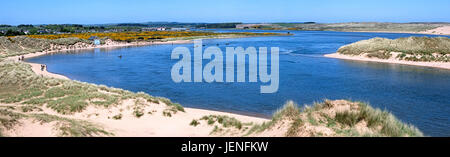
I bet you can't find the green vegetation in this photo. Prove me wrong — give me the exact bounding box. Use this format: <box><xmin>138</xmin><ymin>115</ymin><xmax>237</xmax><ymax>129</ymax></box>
<box><xmin>337</xmin><ymin>37</ymin><xmax>450</xmax><ymax>62</ymax></box>
<box><xmin>193</xmin><ymin>115</ymin><xmax>253</xmax><ymax>135</ymax></box>
<box><xmin>246</xmin><ymin>101</ymin><xmax>302</xmax><ymax>136</ymax></box>
<box><xmin>31</xmin><ymin>113</ymin><xmax>112</xmax><ymax>137</ymax></box>
<box><xmin>190</xmin><ymin>119</ymin><xmax>200</xmax><ymax>127</ymax></box>
<box><xmin>0</xmin><ymin>24</ymin><xmax>107</xmax><ymax>36</ymax></box>
<box><xmin>199</xmin><ymin>115</ymin><xmax>245</xmax><ymax>129</ymax></box>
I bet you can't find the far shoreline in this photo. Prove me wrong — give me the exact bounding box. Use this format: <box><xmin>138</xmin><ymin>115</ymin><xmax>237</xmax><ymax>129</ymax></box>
<box><xmin>325</xmin><ymin>53</ymin><xmax>450</xmax><ymax>70</ymax></box>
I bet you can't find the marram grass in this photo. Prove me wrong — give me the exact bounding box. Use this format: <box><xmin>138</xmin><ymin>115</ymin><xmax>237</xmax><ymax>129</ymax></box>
<box><xmin>245</xmin><ymin>100</ymin><xmax>423</xmax><ymax>137</ymax></box>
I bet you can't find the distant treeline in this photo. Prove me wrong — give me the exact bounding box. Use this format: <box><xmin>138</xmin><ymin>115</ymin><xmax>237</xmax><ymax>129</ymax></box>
<box><xmin>0</xmin><ymin>24</ymin><xmax>108</xmax><ymax>36</ymax></box>
<box><xmin>115</xmin><ymin>22</ymin><xmax>243</xmax><ymax>28</ymax></box>
<box><xmin>2</xmin><ymin>30</ymin><xmax>26</xmax><ymax>36</ymax></box>
<box><xmin>0</xmin><ymin>25</ymin><xmax>13</xmax><ymax>27</ymax></box>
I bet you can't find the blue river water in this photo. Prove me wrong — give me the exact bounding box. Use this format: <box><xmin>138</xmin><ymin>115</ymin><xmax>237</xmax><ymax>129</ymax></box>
<box><xmin>27</xmin><ymin>30</ymin><xmax>450</xmax><ymax>136</ymax></box>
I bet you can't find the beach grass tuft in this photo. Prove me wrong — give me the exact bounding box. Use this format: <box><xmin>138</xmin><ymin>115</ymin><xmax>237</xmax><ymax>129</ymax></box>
<box><xmin>246</xmin><ymin>100</ymin><xmax>423</xmax><ymax>137</ymax></box>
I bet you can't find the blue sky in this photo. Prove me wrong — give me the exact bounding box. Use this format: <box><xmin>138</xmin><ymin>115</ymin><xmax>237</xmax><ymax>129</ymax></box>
<box><xmin>1</xmin><ymin>0</ymin><xmax>449</xmax><ymax>25</ymax></box>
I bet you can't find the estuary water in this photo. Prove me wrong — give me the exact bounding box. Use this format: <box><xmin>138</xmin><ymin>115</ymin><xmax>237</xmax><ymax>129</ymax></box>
<box><xmin>27</xmin><ymin>30</ymin><xmax>450</xmax><ymax>136</ymax></box>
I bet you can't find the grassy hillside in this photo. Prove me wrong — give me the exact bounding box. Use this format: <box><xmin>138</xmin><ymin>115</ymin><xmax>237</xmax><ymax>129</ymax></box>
<box><xmin>337</xmin><ymin>37</ymin><xmax>450</xmax><ymax>61</ymax></box>
<box><xmin>0</xmin><ymin>60</ymin><xmax>183</xmax><ymax>136</ymax></box>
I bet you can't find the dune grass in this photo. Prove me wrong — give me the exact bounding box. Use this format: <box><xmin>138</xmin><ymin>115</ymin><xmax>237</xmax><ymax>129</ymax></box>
<box><xmin>192</xmin><ymin>115</ymin><xmax>254</xmax><ymax>135</ymax></box>
<box><xmin>245</xmin><ymin>101</ymin><xmax>302</xmax><ymax>136</ymax></box>
<box><xmin>246</xmin><ymin>100</ymin><xmax>423</xmax><ymax>137</ymax></box>
<box><xmin>337</xmin><ymin>37</ymin><xmax>450</xmax><ymax>62</ymax></box>
<box><xmin>0</xmin><ymin>108</ymin><xmax>112</xmax><ymax>137</ymax></box>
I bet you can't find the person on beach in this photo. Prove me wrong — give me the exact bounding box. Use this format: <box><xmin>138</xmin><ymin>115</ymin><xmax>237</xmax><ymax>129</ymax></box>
<box><xmin>41</xmin><ymin>65</ymin><xmax>47</xmax><ymax>71</ymax></box>
<box><xmin>21</xmin><ymin>56</ymin><xmax>24</xmax><ymax>61</ymax></box>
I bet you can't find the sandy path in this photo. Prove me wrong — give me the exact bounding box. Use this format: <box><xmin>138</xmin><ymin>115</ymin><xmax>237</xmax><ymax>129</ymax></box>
<box><xmin>325</xmin><ymin>53</ymin><xmax>450</xmax><ymax>70</ymax></box>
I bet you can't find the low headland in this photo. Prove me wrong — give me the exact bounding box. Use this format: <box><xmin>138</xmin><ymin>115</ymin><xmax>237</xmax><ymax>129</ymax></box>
<box><xmin>0</xmin><ymin>31</ymin><xmax>423</xmax><ymax>137</ymax></box>
<box><xmin>325</xmin><ymin>37</ymin><xmax>450</xmax><ymax>70</ymax></box>
<box><xmin>236</xmin><ymin>22</ymin><xmax>450</xmax><ymax>35</ymax></box>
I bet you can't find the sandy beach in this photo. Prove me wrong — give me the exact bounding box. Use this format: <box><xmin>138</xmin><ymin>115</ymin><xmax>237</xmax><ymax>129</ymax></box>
<box><xmin>325</xmin><ymin>53</ymin><xmax>450</xmax><ymax>70</ymax></box>
<box><xmin>420</xmin><ymin>26</ymin><xmax>450</xmax><ymax>35</ymax></box>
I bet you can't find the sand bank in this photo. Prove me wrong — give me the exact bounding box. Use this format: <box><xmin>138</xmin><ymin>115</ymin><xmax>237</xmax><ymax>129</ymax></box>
<box><xmin>325</xmin><ymin>53</ymin><xmax>450</xmax><ymax>70</ymax></box>
<box><xmin>420</xmin><ymin>26</ymin><xmax>450</xmax><ymax>35</ymax></box>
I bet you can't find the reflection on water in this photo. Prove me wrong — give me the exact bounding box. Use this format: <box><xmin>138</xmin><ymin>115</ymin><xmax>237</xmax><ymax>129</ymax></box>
<box><xmin>27</xmin><ymin>30</ymin><xmax>450</xmax><ymax>136</ymax></box>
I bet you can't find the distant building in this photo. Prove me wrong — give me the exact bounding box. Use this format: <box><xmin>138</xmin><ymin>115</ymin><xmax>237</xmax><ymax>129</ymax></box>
<box><xmin>156</xmin><ymin>27</ymin><xmax>166</xmax><ymax>31</ymax></box>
